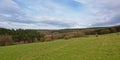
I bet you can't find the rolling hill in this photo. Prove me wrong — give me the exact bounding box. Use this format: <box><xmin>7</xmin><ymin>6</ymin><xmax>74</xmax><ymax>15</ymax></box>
<box><xmin>0</xmin><ymin>33</ymin><xmax>120</xmax><ymax>60</ymax></box>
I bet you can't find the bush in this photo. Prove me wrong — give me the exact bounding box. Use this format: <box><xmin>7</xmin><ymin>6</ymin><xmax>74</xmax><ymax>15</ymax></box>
<box><xmin>100</xmin><ymin>29</ymin><xmax>111</xmax><ymax>34</ymax></box>
<box><xmin>0</xmin><ymin>28</ymin><xmax>11</xmax><ymax>35</ymax></box>
<box><xmin>0</xmin><ymin>35</ymin><xmax>14</xmax><ymax>46</ymax></box>
<box><xmin>12</xmin><ymin>29</ymin><xmax>45</xmax><ymax>43</ymax></box>
<box><xmin>44</xmin><ymin>35</ymin><xmax>52</xmax><ymax>41</ymax></box>
<box><xmin>51</xmin><ymin>32</ymin><xmax>64</xmax><ymax>40</ymax></box>
<box><xmin>73</xmin><ymin>32</ymin><xmax>85</xmax><ymax>37</ymax></box>
<box><xmin>110</xmin><ymin>28</ymin><xmax>117</xmax><ymax>33</ymax></box>
<box><xmin>63</xmin><ymin>33</ymin><xmax>73</xmax><ymax>39</ymax></box>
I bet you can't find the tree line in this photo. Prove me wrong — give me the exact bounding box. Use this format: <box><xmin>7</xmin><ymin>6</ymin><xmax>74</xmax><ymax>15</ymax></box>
<box><xmin>0</xmin><ymin>26</ymin><xmax>120</xmax><ymax>46</ymax></box>
<box><xmin>0</xmin><ymin>28</ymin><xmax>44</xmax><ymax>46</ymax></box>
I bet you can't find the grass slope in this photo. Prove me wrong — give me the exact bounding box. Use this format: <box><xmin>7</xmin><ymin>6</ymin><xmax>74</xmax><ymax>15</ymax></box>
<box><xmin>0</xmin><ymin>33</ymin><xmax>120</xmax><ymax>60</ymax></box>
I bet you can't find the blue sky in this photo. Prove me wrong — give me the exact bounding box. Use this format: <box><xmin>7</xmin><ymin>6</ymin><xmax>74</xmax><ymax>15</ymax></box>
<box><xmin>0</xmin><ymin>0</ymin><xmax>120</xmax><ymax>29</ymax></box>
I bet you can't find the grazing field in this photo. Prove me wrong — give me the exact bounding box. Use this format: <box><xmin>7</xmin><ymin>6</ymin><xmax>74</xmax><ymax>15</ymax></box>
<box><xmin>0</xmin><ymin>33</ymin><xmax>120</xmax><ymax>60</ymax></box>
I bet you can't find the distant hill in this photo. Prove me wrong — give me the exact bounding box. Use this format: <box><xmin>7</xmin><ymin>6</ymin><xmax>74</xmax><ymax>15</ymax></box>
<box><xmin>37</xmin><ymin>25</ymin><xmax>120</xmax><ymax>34</ymax></box>
<box><xmin>0</xmin><ymin>25</ymin><xmax>120</xmax><ymax>46</ymax></box>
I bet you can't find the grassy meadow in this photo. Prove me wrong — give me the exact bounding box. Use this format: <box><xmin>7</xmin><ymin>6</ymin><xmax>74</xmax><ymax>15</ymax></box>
<box><xmin>0</xmin><ymin>33</ymin><xmax>120</xmax><ymax>60</ymax></box>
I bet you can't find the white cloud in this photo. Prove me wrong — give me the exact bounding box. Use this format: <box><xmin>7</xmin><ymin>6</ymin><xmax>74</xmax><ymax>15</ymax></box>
<box><xmin>74</xmin><ymin>0</ymin><xmax>120</xmax><ymax>27</ymax></box>
<box><xmin>0</xmin><ymin>21</ymin><xmax>67</xmax><ymax>29</ymax></box>
<box><xmin>0</xmin><ymin>0</ymin><xmax>120</xmax><ymax>29</ymax></box>
<box><xmin>0</xmin><ymin>0</ymin><xmax>23</xmax><ymax>15</ymax></box>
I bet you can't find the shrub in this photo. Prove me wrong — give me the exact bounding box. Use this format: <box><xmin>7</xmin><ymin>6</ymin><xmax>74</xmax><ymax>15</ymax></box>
<box><xmin>100</xmin><ymin>29</ymin><xmax>111</xmax><ymax>34</ymax></box>
<box><xmin>63</xmin><ymin>33</ymin><xmax>73</xmax><ymax>40</ymax></box>
<box><xmin>110</xmin><ymin>28</ymin><xmax>117</xmax><ymax>33</ymax></box>
<box><xmin>51</xmin><ymin>32</ymin><xmax>64</xmax><ymax>40</ymax></box>
<box><xmin>0</xmin><ymin>35</ymin><xmax>14</xmax><ymax>46</ymax></box>
<box><xmin>12</xmin><ymin>29</ymin><xmax>45</xmax><ymax>43</ymax></box>
<box><xmin>44</xmin><ymin>35</ymin><xmax>52</xmax><ymax>41</ymax></box>
<box><xmin>73</xmin><ymin>32</ymin><xmax>85</xmax><ymax>37</ymax></box>
<box><xmin>0</xmin><ymin>28</ymin><xmax>11</xmax><ymax>35</ymax></box>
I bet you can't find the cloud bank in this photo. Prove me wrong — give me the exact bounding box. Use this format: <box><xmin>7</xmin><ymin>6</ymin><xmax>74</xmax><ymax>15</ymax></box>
<box><xmin>0</xmin><ymin>0</ymin><xmax>120</xmax><ymax>29</ymax></box>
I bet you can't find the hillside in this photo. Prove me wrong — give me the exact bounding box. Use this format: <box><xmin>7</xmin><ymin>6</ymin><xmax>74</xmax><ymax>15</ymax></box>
<box><xmin>0</xmin><ymin>25</ymin><xmax>120</xmax><ymax>46</ymax></box>
<box><xmin>0</xmin><ymin>33</ymin><xmax>120</xmax><ymax>60</ymax></box>
<box><xmin>37</xmin><ymin>25</ymin><xmax>120</xmax><ymax>34</ymax></box>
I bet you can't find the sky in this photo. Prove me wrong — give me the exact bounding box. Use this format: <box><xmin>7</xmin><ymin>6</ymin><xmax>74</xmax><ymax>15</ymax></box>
<box><xmin>0</xmin><ymin>0</ymin><xmax>120</xmax><ymax>29</ymax></box>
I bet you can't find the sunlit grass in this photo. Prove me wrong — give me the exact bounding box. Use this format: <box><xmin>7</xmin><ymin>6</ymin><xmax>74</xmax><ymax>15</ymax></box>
<box><xmin>0</xmin><ymin>33</ymin><xmax>120</xmax><ymax>60</ymax></box>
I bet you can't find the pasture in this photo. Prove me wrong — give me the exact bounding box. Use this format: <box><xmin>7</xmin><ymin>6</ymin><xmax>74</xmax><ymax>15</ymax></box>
<box><xmin>0</xmin><ymin>33</ymin><xmax>120</xmax><ymax>60</ymax></box>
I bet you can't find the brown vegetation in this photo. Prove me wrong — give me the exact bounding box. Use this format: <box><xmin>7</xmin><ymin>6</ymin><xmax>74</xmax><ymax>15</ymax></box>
<box><xmin>0</xmin><ymin>35</ymin><xmax>14</xmax><ymax>46</ymax></box>
<box><xmin>44</xmin><ymin>35</ymin><xmax>52</xmax><ymax>41</ymax></box>
<box><xmin>0</xmin><ymin>25</ymin><xmax>120</xmax><ymax>46</ymax></box>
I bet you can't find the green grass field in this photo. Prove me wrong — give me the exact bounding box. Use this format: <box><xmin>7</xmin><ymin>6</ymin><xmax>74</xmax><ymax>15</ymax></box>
<box><xmin>0</xmin><ymin>33</ymin><xmax>120</xmax><ymax>60</ymax></box>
